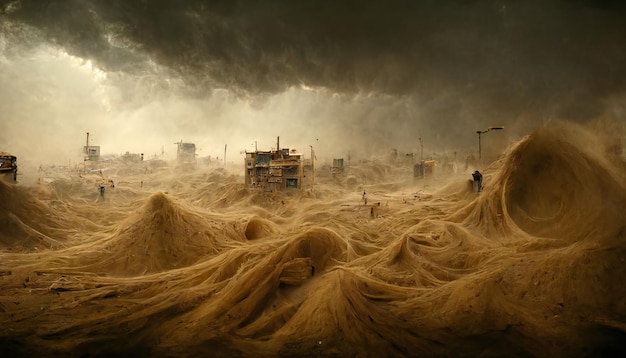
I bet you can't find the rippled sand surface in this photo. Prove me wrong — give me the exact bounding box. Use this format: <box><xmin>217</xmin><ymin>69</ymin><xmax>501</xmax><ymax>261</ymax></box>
<box><xmin>1</xmin><ymin>123</ymin><xmax>625</xmax><ymax>357</ymax></box>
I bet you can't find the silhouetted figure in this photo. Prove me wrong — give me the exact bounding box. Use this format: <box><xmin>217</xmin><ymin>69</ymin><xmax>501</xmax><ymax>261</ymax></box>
<box><xmin>472</xmin><ymin>170</ymin><xmax>483</xmax><ymax>193</ymax></box>
<box><xmin>99</xmin><ymin>185</ymin><xmax>105</xmax><ymax>198</ymax></box>
<box><xmin>362</xmin><ymin>191</ymin><xmax>367</xmax><ymax>205</ymax></box>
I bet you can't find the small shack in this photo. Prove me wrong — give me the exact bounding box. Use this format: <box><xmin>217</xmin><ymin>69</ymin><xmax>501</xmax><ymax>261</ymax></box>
<box><xmin>414</xmin><ymin>160</ymin><xmax>436</xmax><ymax>179</ymax></box>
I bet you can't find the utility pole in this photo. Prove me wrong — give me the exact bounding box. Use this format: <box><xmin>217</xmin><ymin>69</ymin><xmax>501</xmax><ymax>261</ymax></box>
<box><xmin>419</xmin><ymin>137</ymin><xmax>423</xmax><ymax>161</ymax></box>
<box><xmin>476</xmin><ymin>126</ymin><xmax>504</xmax><ymax>165</ymax></box>
<box><xmin>310</xmin><ymin>145</ymin><xmax>315</xmax><ymax>184</ymax></box>
<box><xmin>224</xmin><ymin>144</ymin><xmax>227</xmax><ymax>167</ymax></box>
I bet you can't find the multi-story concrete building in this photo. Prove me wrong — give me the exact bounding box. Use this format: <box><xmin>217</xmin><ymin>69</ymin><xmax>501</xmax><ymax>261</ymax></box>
<box><xmin>244</xmin><ymin>137</ymin><xmax>304</xmax><ymax>191</ymax></box>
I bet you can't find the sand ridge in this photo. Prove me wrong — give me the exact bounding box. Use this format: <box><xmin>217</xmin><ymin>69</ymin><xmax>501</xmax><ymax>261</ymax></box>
<box><xmin>0</xmin><ymin>122</ymin><xmax>625</xmax><ymax>357</ymax></box>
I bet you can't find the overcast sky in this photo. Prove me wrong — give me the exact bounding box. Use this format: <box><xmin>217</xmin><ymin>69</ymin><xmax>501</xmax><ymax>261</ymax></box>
<box><xmin>1</xmin><ymin>0</ymin><xmax>625</xmax><ymax>167</ymax></box>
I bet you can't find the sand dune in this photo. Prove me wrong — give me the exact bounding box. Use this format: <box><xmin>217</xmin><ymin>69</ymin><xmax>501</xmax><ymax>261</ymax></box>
<box><xmin>1</xmin><ymin>122</ymin><xmax>625</xmax><ymax>357</ymax></box>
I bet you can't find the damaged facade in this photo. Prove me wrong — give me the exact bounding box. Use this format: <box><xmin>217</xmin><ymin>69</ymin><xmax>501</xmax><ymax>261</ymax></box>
<box><xmin>175</xmin><ymin>141</ymin><xmax>196</xmax><ymax>165</ymax></box>
<box><xmin>331</xmin><ymin>158</ymin><xmax>344</xmax><ymax>177</ymax></box>
<box><xmin>414</xmin><ymin>160</ymin><xmax>436</xmax><ymax>178</ymax></box>
<box><xmin>84</xmin><ymin>145</ymin><xmax>101</xmax><ymax>161</ymax></box>
<box><xmin>84</xmin><ymin>132</ymin><xmax>100</xmax><ymax>161</ymax></box>
<box><xmin>245</xmin><ymin>137</ymin><xmax>304</xmax><ymax>191</ymax></box>
<box><xmin>0</xmin><ymin>152</ymin><xmax>18</xmax><ymax>182</ymax></box>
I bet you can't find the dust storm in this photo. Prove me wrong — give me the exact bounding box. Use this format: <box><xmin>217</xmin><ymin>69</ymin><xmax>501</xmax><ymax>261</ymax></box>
<box><xmin>2</xmin><ymin>1</ymin><xmax>626</xmax><ymax>356</ymax></box>
<box><xmin>1</xmin><ymin>123</ymin><xmax>625</xmax><ymax>356</ymax></box>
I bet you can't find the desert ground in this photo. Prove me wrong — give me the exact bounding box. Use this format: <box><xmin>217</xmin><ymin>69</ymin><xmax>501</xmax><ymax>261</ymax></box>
<box><xmin>1</xmin><ymin>123</ymin><xmax>625</xmax><ymax>357</ymax></box>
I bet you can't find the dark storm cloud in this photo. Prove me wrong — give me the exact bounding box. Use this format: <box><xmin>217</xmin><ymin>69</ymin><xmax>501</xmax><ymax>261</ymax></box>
<box><xmin>2</xmin><ymin>0</ymin><xmax>626</xmax><ymax>122</ymax></box>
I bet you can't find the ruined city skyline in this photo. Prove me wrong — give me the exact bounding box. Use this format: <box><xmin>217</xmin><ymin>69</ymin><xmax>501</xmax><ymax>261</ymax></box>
<box><xmin>1</xmin><ymin>0</ymin><xmax>625</xmax><ymax>170</ymax></box>
<box><xmin>1</xmin><ymin>2</ymin><xmax>626</xmax><ymax>355</ymax></box>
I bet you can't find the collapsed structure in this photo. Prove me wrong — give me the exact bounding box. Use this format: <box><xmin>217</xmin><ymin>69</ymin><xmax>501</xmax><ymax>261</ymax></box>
<box><xmin>414</xmin><ymin>159</ymin><xmax>436</xmax><ymax>179</ymax></box>
<box><xmin>331</xmin><ymin>158</ymin><xmax>345</xmax><ymax>177</ymax></box>
<box><xmin>0</xmin><ymin>152</ymin><xmax>18</xmax><ymax>182</ymax></box>
<box><xmin>84</xmin><ymin>132</ymin><xmax>101</xmax><ymax>162</ymax></box>
<box><xmin>244</xmin><ymin>137</ymin><xmax>305</xmax><ymax>191</ymax></box>
<box><xmin>175</xmin><ymin>141</ymin><xmax>196</xmax><ymax>166</ymax></box>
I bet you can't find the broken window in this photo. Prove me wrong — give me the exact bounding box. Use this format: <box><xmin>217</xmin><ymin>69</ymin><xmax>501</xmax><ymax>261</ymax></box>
<box><xmin>286</xmin><ymin>178</ymin><xmax>298</xmax><ymax>189</ymax></box>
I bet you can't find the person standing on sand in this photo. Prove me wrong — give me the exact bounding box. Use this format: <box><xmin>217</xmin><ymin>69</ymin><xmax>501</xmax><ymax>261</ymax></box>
<box><xmin>362</xmin><ymin>191</ymin><xmax>367</xmax><ymax>205</ymax></box>
<box><xmin>472</xmin><ymin>170</ymin><xmax>483</xmax><ymax>193</ymax></box>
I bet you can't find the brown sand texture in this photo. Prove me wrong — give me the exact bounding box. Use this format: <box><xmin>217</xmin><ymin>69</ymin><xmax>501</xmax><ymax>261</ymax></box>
<box><xmin>1</xmin><ymin>122</ymin><xmax>625</xmax><ymax>357</ymax></box>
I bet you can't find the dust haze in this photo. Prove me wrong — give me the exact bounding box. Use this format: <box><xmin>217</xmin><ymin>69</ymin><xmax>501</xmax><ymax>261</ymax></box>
<box><xmin>2</xmin><ymin>0</ymin><xmax>626</xmax><ymax>166</ymax></box>
<box><xmin>1</xmin><ymin>0</ymin><xmax>626</xmax><ymax>356</ymax></box>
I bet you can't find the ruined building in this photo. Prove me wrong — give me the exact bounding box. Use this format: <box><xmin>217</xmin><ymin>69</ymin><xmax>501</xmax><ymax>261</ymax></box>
<box><xmin>331</xmin><ymin>158</ymin><xmax>344</xmax><ymax>177</ymax></box>
<box><xmin>0</xmin><ymin>152</ymin><xmax>17</xmax><ymax>182</ymax></box>
<box><xmin>414</xmin><ymin>159</ymin><xmax>436</xmax><ymax>179</ymax></box>
<box><xmin>175</xmin><ymin>141</ymin><xmax>196</xmax><ymax>165</ymax></box>
<box><xmin>244</xmin><ymin>137</ymin><xmax>304</xmax><ymax>191</ymax></box>
<box><xmin>84</xmin><ymin>133</ymin><xmax>100</xmax><ymax>162</ymax></box>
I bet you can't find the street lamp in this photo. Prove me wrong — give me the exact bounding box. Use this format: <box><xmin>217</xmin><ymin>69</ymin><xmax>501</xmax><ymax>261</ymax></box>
<box><xmin>309</xmin><ymin>144</ymin><xmax>315</xmax><ymax>184</ymax></box>
<box><xmin>476</xmin><ymin>126</ymin><xmax>504</xmax><ymax>162</ymax></box>
<box><xmin>419</xmin><ymin>137</ymin><xmax>423</xmax><ymax>161</ymax></box>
